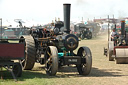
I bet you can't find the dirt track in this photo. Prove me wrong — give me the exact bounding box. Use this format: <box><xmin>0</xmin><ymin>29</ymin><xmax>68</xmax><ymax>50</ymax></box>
<box><xmin>81</xmin><ymin>34</ymin><xmax>128</xmax><ymax>85</ymax></box>
<box><xmin>32</xmin><ymin>33</ymin><xmax>128</xmax><ymax>85</ymax></box>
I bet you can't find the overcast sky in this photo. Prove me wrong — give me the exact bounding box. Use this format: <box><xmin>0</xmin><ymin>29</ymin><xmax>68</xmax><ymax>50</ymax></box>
<box><xmin>0</xmin><ymin>0</ymin><xmax>128</xmax><ymax>24</ymax></box>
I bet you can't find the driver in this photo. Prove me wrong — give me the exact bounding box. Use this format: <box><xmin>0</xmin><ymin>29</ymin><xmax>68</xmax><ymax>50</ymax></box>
<box><xmin>110</xmin><ymin>28</ymin><xmax>119</xmax><ymax>45</ymax></box>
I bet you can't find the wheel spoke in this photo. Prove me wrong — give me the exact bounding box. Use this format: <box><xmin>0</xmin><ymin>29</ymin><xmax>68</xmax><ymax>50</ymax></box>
<box><xmin>36</xmin><ymin>53</ymin><xmax>41</xmax><ymax>58</ymax></box>
<box><xmin>22</xmin><ymin>59</ymin><xmax>25</xmax><ymax>63</ymax></box>
<box><xmin>82</xmin><ymin>51</ymin><xmax>87</xmax><ymax>57</ymax></box>
<box><xmin>83</xmin><ymin>64</ymin><xmax>86</xmax><ymax>67</ymax></box>
<box><xmin>47</xmin><ymin>64</ymin><xmax>52</xmax><ymax>71</ymax></box>
<box><xmin>47</xmin><ymin>51</ymin><xmax>51</xmax><ymax>57</ymax></box>
<box><xmin>46</xmin><ymin>57</ymin><xmax>52</xmax><ymax>64</ymax></box>
<box><xmin>81</xmin><ymin>64</ymin><xmax>86</xmax><ymax>71</ymax></box>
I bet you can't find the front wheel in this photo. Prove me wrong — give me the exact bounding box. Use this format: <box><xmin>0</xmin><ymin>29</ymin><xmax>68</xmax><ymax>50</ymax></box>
<box><xmin>44</xmin><ymin>46</ymin><xmax>58</xmax><ymax>76</ymax></box>
<box><xmin>108</xmin><ymin>50</ymin><xmax>114</xmax><ymax>61</ymax></box>
<box><xmin>76</xmin><ymin>46</ymin><xmax>92</xmax><ymax>75</ymax></box>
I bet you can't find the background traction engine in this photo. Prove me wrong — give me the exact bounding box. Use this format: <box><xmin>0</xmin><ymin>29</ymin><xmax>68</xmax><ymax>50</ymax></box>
<box><xmin>104</xmin><ymin>20</ymin><xmax>128</xmax><ymax>64</ymax></box>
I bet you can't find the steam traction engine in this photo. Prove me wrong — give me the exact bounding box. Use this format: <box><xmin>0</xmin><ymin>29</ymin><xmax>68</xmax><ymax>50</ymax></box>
<box><xmin>21</xmin><ymin>4</ymin><xmax>92</xmax><ymax>76</ymax></box>
<box><xmin>73</xmin><ymin>23</ymin><xmax>92</xmax><ymax>40</ymax></box>
<box><xmin>104</xmin><ymin>20</ymin><xmax>128</xmax><ymax>64</ymax></box>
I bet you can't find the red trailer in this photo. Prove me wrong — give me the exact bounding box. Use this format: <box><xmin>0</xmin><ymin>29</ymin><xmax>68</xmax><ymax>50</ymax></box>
<box><xmin>0</xmin><ymin>19</ymin><xmax>25</xmax><ymax>81</ymax></box>
<box><xmin>0</xmin><ymin>39</ymin><xmax>25</xmax><ymax>81</ymax></box>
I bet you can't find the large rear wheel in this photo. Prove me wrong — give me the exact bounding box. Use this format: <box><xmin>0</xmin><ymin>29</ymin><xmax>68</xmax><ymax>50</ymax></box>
<box><xmin>44</xmin><ymin>46</ymin><xmax>58</xmax><ymax>76</ymax></box>
<box><xmin>76</xmin><ymin>46</ymin><xmax>92</xmax><ymax>75</ymax></box>
<box><xmin>20</xmin><ymin>35</ymin><xmax>36</xmax><ymax>70</ymax></box>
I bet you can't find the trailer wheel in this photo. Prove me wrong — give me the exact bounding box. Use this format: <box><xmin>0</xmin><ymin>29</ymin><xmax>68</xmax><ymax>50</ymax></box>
<box><xmin>44</xmin><ymin>46</ymin><xmax>58</xmax><ymax>76</ymax></box>
<box><xmin>76</xmin><ymin>46</ymin><xmax>92</xmax><ymax>75</ymax></box>
<box><xmin>108</xmin><ymin>50</ymin><xmax>114</xmax><ymax>61</ymax></box>
<box><xmin>13</xmin><ymin>63</ymin><xmax>22</xmax><ymax>77</ymax></box>
<box><xmin>20</xmin><ymin>35</ymin><xmax>36</xmax><ymax>70</ymax></box>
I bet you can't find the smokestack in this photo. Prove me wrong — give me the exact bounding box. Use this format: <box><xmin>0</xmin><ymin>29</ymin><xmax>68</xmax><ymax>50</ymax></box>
<box><xmin>63</xmin><ymin>4</ymin><xmax>71</xmax><ymax>34</ymax></box>
<box><xmin>121</xmin><ymin>20</ymin><xmax>125</xmax><ymax>35</ymax></box>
